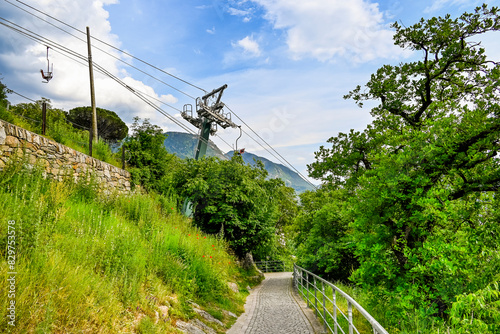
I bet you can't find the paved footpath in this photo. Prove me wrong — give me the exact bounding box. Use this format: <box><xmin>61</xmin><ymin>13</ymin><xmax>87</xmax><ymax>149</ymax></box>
<box><xmin>228</xmin><ymin>272</ymin><xmax>324</xmax><ymax>334</ymax></box>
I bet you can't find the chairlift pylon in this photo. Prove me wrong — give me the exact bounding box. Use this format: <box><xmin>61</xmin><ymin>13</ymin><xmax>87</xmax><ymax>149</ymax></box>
<box><xmin>40</xmin><ymin>46</ymin><xmax>53</xmax><ymax>83</ymax></box>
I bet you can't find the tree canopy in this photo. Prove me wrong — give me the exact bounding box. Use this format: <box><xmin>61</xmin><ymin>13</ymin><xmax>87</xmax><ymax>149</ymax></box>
<box><xmin>301</xmin><ymin>5</ymin><xmax>500</xmax><ymax>330</ymax></box>
<box><xmin>173</xmin><ymin>155</ymin><xmax>297</xmax><ymax>259</ymax></box>
<box><xmin>124</xmin><ymin>117</ymin><xmax>178</xmax><ymax>194</ymax></box>
<box><xmin>0</xmin><ymin>78</ymin><xmax>10</xmax><ymax>108</ymax></box>
<box><xmin>66</xmin><ymin>106</ymin><xmax>128</xmax><ymax>142</ymax></box>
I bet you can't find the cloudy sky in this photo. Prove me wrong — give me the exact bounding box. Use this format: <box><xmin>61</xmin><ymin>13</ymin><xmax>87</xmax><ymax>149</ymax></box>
<box><xmin>0</xmin><ymin>0</ymin><xmax>498</xmax><ymax>184</ymax></box>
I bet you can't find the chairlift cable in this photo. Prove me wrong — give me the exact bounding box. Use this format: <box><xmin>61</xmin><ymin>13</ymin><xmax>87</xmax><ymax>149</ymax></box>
<box><xmin>0</xmin><ymin>18</ymin><xmax>229</xmax><ymax>159</ymax></box>
<box><xmin>1</xmin><ymin>12</ymin><xmax>312</xmax><ymax>180</ymax></box>
<box><xmin>8</xmin><ymin>0</ymin><xmax>207</xmax><ymax>93</ymax></box>
<box><xmin>226</xmin><ymin>105</ymin><xmax>317</xmax><ymax>189</ymax></box>
<box><xmin>3</xmin><ymin>0</ymin><xmax>197</xmax><ymax>100</ymax></box>
<box><xmin>7</xmin><ymin>89</ymin><xmax>37</xmax><ymax>103</ymax></box>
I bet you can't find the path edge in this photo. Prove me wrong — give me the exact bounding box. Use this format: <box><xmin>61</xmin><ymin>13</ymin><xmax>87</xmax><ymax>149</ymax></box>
<box><xmin>226</xmin><ymin>280</ymin><xmax>263</xmax><ymax>333</ymax></box>
<box><xmin>289</xmin><ymin>276</ymin><xmax>327</xmax><ymax>334</ymax></box>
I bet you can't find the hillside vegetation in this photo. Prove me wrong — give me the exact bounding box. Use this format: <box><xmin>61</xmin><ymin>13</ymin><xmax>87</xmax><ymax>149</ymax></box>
<box><xmin>0</xmin><ymin>160</ymin><xmax>259</xmax><ymax>333</ymax></box>
<box><xmin>293</xmin><ymin>5</ymin><xmax>500</xmax><ymax>333</ymax></box>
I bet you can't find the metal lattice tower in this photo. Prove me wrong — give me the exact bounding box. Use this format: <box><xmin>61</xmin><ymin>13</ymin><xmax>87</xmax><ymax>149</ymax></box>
<box><xmin>182</xmin><ymin>84</ymin><xmax>238</xmax><ymax>159</ymax></box>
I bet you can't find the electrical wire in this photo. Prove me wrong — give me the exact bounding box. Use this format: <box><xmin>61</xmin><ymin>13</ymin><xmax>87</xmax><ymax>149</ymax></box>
<box><xmin>4</xmin><ymin>0</ymin><xmax>197</xmax><ymax>100</ymax></box>
<box><xmin>1</xmin><ymin>9</ymin><xmax>314</xmax><ymax>184</ymax></box>
<box><xmin>0</xmin><ymin>17</ymin><xmax>228</xmax><ymax>159</ymax></box>
<box><xmin>7</xmin><ymin>89</ymin><xmax>37</xmax><ymax>103</ymax></box>
<box><xmin>226</xmin><ymin>105</ymin><xmax>317</xmax><ymax>189</ymax></box>
<box><xmin>8</xmin><ymin>0</ymin><xmax>207</xmax><ymax>93</ymax></box>
<box><xmin>90</xmin><ymin>63</ymin><xmax>231</xmax><ymax>159</ymax></box>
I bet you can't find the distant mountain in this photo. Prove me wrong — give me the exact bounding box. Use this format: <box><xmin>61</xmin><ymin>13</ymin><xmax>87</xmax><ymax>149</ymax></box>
<box><xmin>163</xmin><ymin>131</ymin><xmax>226</xmax><ymax>160</ymax></box>
<box><xmin>163</xmin><ymin>131</ymin><xmax>315</xmax><ymax>194</ymax></box>
<box><xmin>225</xmin><ymin>150</ymin><xmax>315</xmax><ymax>194</ymax></box>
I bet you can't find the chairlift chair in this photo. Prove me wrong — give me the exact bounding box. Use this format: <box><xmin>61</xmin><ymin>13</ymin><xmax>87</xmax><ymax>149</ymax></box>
<box><xmin>40</xmin><ymin>46</ymin><xmax>53</xmax><ymax>83</ymax></box>
<box><xmin>234</xmin><ymin>126</ymin><xmax>245</xmax><ymax>155</ymax></box>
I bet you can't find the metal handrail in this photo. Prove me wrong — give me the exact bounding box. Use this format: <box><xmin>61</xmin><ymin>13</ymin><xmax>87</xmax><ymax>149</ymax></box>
<box><xmin>293</xmin><ymin>264</ymin><xmax>389</xmax><ymax>334</ymax></box>
<box><xmin>254</xmin><ymin>261</ymin><xmax>290</xmax><ymax>272</ymax></box>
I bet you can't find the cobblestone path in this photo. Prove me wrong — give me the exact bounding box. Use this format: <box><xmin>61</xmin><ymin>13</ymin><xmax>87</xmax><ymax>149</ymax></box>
<box><xmin>228</xmin><ymin>272</ymin><xmax>322</xmax><ymax>334</ymax></box>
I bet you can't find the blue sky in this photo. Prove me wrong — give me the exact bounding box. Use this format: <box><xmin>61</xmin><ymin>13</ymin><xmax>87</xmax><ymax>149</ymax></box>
<box><xmin>0</xmin><ymin>0</ymin><xmax>499</xmax><ymax>183</ymax></box>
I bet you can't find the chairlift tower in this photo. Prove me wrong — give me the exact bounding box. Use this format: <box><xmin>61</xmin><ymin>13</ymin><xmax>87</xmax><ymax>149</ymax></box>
<box><xmin>182</xmin><ymin>84</ymin><xmax>238</xmax><ymax>160</ymax></box>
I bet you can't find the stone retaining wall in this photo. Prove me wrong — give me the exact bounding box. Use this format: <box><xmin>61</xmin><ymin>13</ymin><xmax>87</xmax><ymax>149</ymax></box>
<box><xmin>0</xmin><ymin>120</ymin><xmax>131</xmax><ymax>193</ymax></box>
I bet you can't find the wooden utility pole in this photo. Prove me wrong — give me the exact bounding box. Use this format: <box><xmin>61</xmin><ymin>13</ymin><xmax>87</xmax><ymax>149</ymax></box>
<box><xmin>86</xmin><ymin>26</ymin><xmax>98</xmax><ymax>148</ymax></box>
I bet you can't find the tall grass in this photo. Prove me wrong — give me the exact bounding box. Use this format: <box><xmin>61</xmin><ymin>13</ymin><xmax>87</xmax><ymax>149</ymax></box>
<box><xmin>0</xmin><ymin>162</ymin><xmax>253</xmax><ymax>333</ymax></box>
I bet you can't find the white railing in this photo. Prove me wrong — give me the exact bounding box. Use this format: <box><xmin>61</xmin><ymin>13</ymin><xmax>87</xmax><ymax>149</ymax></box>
<box><xmin>254</xmin><ymin>260</ymin><xmax>291</xmax><ymax>272</ymax></box>
<box><xmin>293</xmin><ymin>264</ymin><xmax>389</xmax><ymax>334</ymax></box>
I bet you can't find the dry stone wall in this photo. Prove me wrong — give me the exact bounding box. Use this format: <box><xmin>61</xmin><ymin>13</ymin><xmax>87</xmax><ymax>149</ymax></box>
<box><xmin>0</xmin><ymin>120</ymin><xmax>131</xmax><ymax>193</ymax></box>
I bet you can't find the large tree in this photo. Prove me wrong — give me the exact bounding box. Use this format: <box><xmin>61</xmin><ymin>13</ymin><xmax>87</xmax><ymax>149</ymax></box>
<box><xmin>0</xmin><ymin>78</ymin><xmax>10</xmax><ymax>108</ymax></box>
<box><xmin>66</xmin><ymin>106</ymin><xmax>128</xmax><ymax>142</ymax></box>
<box><xmin>307</xmin><ymin>4</ymin><xmax>500</xmax><ymax>328</ymax></box>
<box><xmin>124</xmin><ymin>117</ymin><xmax>178</xmax><ymax>193</ymax></box>
<box><xmin>173</xmin><ymin>155</ymin><xmax>297</xmax><ymax>258</ymax></box>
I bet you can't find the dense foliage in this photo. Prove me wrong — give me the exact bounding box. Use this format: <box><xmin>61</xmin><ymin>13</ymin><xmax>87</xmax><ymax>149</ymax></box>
<box><xmin>123</xmin><ymin>117</ymin><xmax>180</xmax><ymax>194</ymax></box>
<box><xmin>67</xmin><ymin>106</ymin><xmax>128</xmax><ymax>142</ymax></box>
<box><xmin>173</xmin><ymin>155</ymin><xmax>298</xmax><ymax>259</ymax></box>
<box><xmin>295</xmin><ymin>5</ymin><xmax>500</xmax><ymax>332</ymax></box>
<box><xmin>0</xmin><ymin>78</ymin><xmax>10</xmax><ymax>108</ymax></box>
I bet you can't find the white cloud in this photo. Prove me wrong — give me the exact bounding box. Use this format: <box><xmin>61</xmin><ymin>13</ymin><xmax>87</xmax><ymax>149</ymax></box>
<box><xmin>234</xmin><ymin>36</ymin><xmax>261</xmax><ymax>56</ymax></box>
<box><xmin>228</xmin><ymin>7</ymin><xmax>250</xmax><ymax>16</ymax></box>
<box><xmin>251</xmin><ymin>0</ymin><xmax>407</xmax><ymax>63</ymax></box>
<box><xmin>207</xmin><ymin>27</ymin><xmax>216</xmax><ymax>34</ymax></box>
<box><xmin>424</xmin><ymin>0</ymin><xmax>480</xmax><ymax>13</ymax></box>
<box><xmin>0</xmin><ymin>0</ymin><xmax>182</xmax><ymax>132</ymax></box>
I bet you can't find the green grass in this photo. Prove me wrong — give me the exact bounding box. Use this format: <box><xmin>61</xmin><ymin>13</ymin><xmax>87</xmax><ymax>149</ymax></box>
<box><xmin>0</xmin><ymin>160</ymin><xmax>259</xmax><ymax>333</ymax></box>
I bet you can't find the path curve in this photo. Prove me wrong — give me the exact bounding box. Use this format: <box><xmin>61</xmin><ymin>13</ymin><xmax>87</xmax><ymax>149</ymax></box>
<box><xmin>228</xmin><ymin>272</ymin><xmax>324</xmax><ymax>334</ymax></box>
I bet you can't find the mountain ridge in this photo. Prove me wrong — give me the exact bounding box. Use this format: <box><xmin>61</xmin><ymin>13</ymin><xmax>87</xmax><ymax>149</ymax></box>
<box><xmin>163</xmin><ymin>131</ymin><xmax>314</xmax><ymax>193</ymax></box>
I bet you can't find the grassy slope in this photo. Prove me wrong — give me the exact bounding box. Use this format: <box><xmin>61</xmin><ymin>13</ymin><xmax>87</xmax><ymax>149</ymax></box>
<box><xmin>0</xmin><ymin>161</ymin><xmax>261</xmax><ymax>333</ymax></box>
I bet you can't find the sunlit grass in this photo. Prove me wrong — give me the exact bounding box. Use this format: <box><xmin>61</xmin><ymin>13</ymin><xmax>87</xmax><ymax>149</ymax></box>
<box><xmin>0</xmin><ymin>162</ymin><xmax>252</xmax><ymax>333</ymax></box>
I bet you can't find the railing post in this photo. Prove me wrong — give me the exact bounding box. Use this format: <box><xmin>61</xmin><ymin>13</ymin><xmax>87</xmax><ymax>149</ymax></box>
<box><xmin>348</xmin><ymin>301</ymin><xmax>353</xmax><ymax>334</ymax></box>
<box><xmin>293</xmin><ymin>265</ymin><xmax>389</xmax><ymax>334</ymax></box>
<box><xmin>306</xmin><ymin>273</ymin><xmax>309</xmax><ymax>307</ymax></box>
<box><xmin>322</xmin><ymin>281</ymin><xmax>327</xmax><ymax>333</ymax></box>
<box><xmin>333</xmin><ymin>289</ymin><xmax>338</xmax><ymax>334</ymax></box>
<box><xmin>314</xmin><ymin>277</ymin><xmax>318</xmax><ymax>317</ymax></box>
<box><xmin>300</xmin><ymin>269</ymin><xmax>303</xmax><ymax>297</ymax></box>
